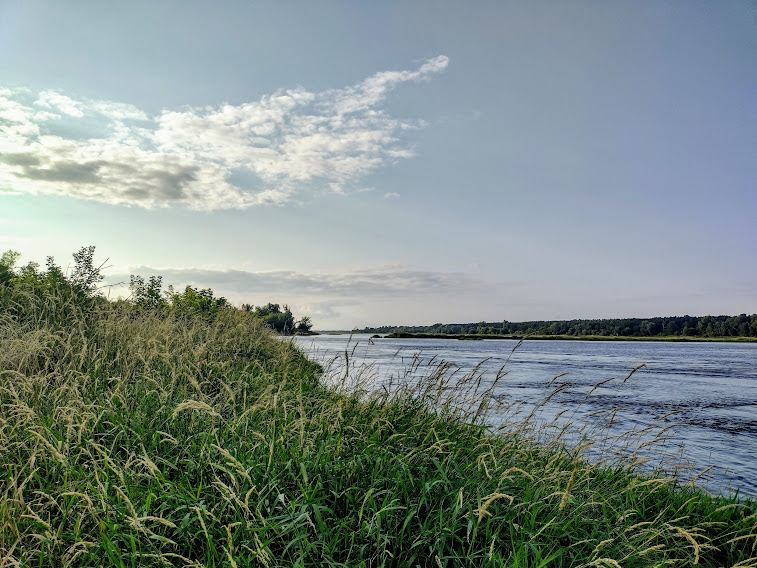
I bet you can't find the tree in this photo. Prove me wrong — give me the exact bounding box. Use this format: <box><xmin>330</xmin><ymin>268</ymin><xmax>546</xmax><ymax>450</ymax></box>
<box><xmin>0</xmin><ymin>250</ymin><xmax>20</xmax><ymax>286</ymax></box>
<box><xmin>70</xmin><ymin>246</ymin><xmax>105</xmax><ymax>294</ymax></box>
<box><xmin>296</xmin><ymin>316</ymin><xmax>313</xmax><ymax>333</ymax></box>
<box><xmin>129</xmin><ymin>275</ymin><xmax>167</xmax><ymax>310</ymax></box>
<box><xmin>169</xmin><ymin>285</ymin><xmax>228</xmax><ymax>315</ymax></box>
<box><xmin>253</xmin><ymin>303</ymin><xmax>295</xmax><ymax>333</ymax></box>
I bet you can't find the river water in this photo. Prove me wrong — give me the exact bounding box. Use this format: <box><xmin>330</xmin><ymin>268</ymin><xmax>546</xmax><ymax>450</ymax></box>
<box><xmin>294</xmin><ymin>334</ymin><xmax>757</xmax><ymax>499</ymax></box>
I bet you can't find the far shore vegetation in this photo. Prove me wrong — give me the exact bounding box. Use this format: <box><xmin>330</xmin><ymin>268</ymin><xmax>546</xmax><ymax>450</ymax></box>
<box><xmin>358</xmin><ymin>314</ymin><xmax>757</xmax><ymax>342</ymax></box>
<box><xmin>380</xmin><ymin>331</ymin><xmax>757</xmax><ymax>342</ymax></box>
<box><xmin>2</xmin><ymin>247</ymin><xmax>756</xmax><ymax>566</ymax></box>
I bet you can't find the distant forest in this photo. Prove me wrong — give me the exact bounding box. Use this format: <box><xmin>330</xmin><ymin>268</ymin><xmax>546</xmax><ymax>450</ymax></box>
<box><xmin>359</xmin><ymin>314</ymin><xmax>757</xmax><ymax>338</ymax></box>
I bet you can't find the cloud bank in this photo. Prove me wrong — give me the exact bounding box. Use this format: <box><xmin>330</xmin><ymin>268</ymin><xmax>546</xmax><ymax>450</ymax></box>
<box><xmin>0</xmin><ymin>56</ymin><xmax>448</xmax><ymax>210</ymax></box>
<box><xmin>106</xmin><ymin>262</ymin><xmax>488</xmax><ymax>327</ymax></box>
<box><xmin>117</xmin><ymin>264</ymin><xmax>480</xmax><ymax>299</ymax></box>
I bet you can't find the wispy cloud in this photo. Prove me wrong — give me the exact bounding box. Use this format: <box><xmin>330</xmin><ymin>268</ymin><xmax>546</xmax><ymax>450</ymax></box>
<box><xmin>35</xmin><ymin>91</ymin><xmax>85</xmax><ymax>118</ymax></box>
<box><xmin>0</xmin><ymin>56</ymin><xmax>448</xmax><ymax>210</ymax></box>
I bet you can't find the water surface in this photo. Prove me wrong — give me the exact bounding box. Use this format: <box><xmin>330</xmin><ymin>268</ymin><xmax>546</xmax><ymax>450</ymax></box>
<box><xmin>295</xmin><ymin>334</ymin><xmax>757</xmax><ymax>498</ymax></box>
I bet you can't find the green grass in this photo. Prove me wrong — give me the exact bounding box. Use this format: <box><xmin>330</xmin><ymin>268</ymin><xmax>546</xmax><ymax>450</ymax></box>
<box><xmin>1</xmin><ymin>284</ymin><xmax>756</xmax><ymax>567</ymax></box>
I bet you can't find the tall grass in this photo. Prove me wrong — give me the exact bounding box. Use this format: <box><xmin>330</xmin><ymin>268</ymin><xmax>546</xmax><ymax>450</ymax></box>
<box><xmin>1</xmin><ymin>283</ymin><xmax>756</xmax><ymax>567</ymax></box>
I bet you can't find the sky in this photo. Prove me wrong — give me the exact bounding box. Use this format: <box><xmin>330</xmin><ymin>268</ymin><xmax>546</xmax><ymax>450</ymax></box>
<box><xmin>1</xmin><ymin>1</ymin><xmax>755</xmax><ymax>329</ymax></box>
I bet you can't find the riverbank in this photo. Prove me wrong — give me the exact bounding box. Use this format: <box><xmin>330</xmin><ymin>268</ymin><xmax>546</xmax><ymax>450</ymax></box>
<box><xmin>2</xmin><ymin>286</ymin><xmax>756</xmax><ymax>566</ymax></box>
<box><xmin>383</xmin><ymin>331</ymin><xmax>757</xmax><ymax>342</ymax></box>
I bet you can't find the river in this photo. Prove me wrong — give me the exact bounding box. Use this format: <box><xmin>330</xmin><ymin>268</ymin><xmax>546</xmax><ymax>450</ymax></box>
<box><xmin>294</xmin><ymin>334</ymin><xmax>757</xmax><ymax>499</ymax></box>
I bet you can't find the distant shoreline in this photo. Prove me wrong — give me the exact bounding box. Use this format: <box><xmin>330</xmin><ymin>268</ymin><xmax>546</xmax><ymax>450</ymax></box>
<box><xmin>317</xmin><ymin>331</ymin><xmax>757</xmax><ymax>343</ymax></box>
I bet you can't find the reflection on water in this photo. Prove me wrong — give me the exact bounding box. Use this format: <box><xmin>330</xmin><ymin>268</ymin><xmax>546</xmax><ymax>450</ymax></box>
<box><xmin>295</xmin><ymin>334</ymin><xmax>757</xmax><ymax>498</ymax></box>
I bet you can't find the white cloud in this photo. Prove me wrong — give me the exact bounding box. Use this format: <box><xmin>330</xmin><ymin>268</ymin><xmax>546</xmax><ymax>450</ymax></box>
<box><xmin>326</xmin><ymin>55</ymin><xmax>449</xmax><ymax>116</ymax></box>
<box><xmin>384</xmin><ymin>192</ymin><xmax>400</xmax><ymax>199</ymax></box>
<box><xmin>0</xmin><ymin>57</ymin><xmax>448</xmax><ymax>210</ymax></box>
<box><xmin>91</xmin><ymin>101</ymin><xmax>149</xmax><ymax>121</ymax></box>
<box><xmin>36</xmin><ymin>91</ymin><xmax>84</xmax><ymax>117</ymax></box>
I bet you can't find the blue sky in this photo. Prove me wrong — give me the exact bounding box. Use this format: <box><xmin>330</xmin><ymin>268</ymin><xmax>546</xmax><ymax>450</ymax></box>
<box><xmin>1</xmin><ymin>1</ymin><xmax>755</xmax><ymax>329</ymax></box>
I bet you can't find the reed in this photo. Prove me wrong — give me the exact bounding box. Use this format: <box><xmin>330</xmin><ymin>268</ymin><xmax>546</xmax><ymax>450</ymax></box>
<box><xmin>0</xmin><ymin>282</ymin><xmax>755</xmax><ymax>567</ymax></box>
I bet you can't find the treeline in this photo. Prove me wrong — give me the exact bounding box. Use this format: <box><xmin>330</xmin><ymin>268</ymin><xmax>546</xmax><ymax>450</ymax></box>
<box><xmin>360</xmin><ymin>314</ymin><xmax>757</xmax><ymax>338</ymax></box>
<box><xmin>1</xmin><ymin>247</ymin><xmax>313</xmax><ymax>334</ymax></box>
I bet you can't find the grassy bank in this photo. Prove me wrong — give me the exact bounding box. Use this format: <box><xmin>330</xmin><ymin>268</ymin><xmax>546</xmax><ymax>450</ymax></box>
<box><xmin>1</xmin><ymin>285</ymin><xmax>756</xmax><ymax>566</ymax></box>
<box><xmin>384</xmin><ymin>331</ymin><xmax>757</xmax><ymax>342</ymax></box>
